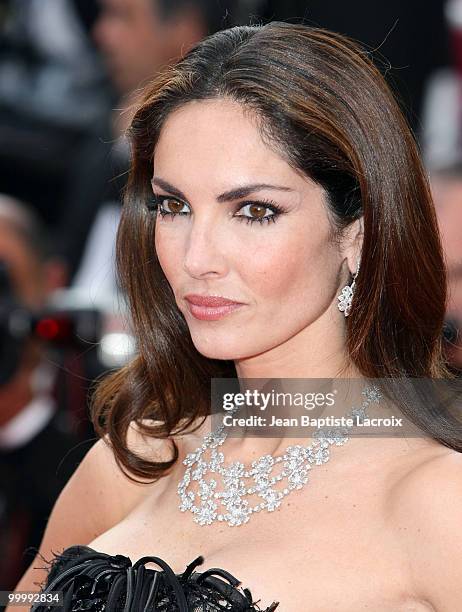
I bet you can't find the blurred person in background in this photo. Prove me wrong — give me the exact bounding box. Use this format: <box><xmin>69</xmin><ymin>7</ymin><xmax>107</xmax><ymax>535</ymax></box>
<box><xmin>0</xmin><ymin>0</ymin><xmax>111</xmax><ymax>231</ymax></box>
<box><xmin>0</xmin><ymin>195</ymin><xmax>90</xmax><ymax>589</ymax></box>
<box><xmin>93</xmin><ymin>0</ymin><xmax>230</xmax><ymax>124</ymax></box>
<box><xmin>420</xmin><ymin>0</ymin><xmax>462</xmax><ymax>373</ymax></box>
<box><xmin>422</xmin><ymin>0</ymin><xmax>462</xmax><ymax>170</ymax></box>
<box><xmin>431</xmin><ymin>171</ymin><xmax>462</xmax><ymax>372</ymax></box>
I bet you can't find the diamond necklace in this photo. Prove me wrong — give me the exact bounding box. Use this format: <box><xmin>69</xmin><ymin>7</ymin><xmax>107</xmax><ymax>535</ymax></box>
<box><xmin>177</xmin><ymin>384</ymin><xmax>382</xmax><ymax>527</ymax></box>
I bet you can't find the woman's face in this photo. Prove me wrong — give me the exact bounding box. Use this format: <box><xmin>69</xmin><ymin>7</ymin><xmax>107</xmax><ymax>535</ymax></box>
<box><xmin>153</xmin><ymin>98</ymin><xmax>358</xmax><ymax>364</ymax></box>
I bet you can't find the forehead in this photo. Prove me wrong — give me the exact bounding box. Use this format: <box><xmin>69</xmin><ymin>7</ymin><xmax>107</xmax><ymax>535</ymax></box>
<box><xmin>153</xmin><ymin>98</ymin><xmax>299</xmax><ymax>187</ymax></box>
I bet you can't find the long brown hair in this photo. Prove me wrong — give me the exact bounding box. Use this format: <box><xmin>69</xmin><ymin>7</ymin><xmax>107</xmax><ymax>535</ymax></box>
<box><xmin>91</xmin><ymin>22</ymin><xmax>460</xmax><ymax>483</ymax></box>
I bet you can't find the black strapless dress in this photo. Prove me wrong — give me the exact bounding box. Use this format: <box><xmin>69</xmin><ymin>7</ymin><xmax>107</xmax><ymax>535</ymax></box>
<box><xmin>31</xmin><ymin>545</ymin><xmax>280</xmax><ymax>611</ymax></box>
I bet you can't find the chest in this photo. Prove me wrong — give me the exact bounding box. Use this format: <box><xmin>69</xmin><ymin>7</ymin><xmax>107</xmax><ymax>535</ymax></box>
<box><xmin>87</xmin><ymin>476</ymin><xmax>432</xmax><ymax>611</ymax></box>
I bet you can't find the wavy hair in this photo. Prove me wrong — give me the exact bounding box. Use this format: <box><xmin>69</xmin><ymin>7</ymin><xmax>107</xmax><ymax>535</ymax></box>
<box><xmin>91</xmin><ymin>22</ymin><xmax>460</xmax><ymax>483</ymax></box>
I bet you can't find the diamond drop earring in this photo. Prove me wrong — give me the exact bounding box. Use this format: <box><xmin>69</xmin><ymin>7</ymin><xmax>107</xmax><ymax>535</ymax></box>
<box><xmin>337</xmin><ymin>256</ymin><xmax>360</xmax><ymax>317</ymax></box>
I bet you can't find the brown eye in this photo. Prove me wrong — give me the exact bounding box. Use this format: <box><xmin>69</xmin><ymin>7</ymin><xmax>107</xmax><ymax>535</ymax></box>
<box><xmin>235</xmin><ymin>201</ymin><xmax>279</xmax><ymax>225</ymax></box>
<box><xmin>248</xmin><ymin>204</ymin><xmax>267</xmax><ymax>219</ymax></box>
<box><xmin>155</xmin><ymin>196</ymin><xmax>190</xmax><ymax>218</ymax></box>
<box><xmin>162</xmin><ymin>198</ymin><xmax>186</xmax><ymax>214</ymax></box>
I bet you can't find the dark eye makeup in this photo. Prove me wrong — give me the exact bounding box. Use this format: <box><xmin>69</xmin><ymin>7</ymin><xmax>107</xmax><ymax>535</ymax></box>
<box><xmin>147</xmin><ymin>194</ymin><xmax>287</xmax><ymax>226</ymax></box>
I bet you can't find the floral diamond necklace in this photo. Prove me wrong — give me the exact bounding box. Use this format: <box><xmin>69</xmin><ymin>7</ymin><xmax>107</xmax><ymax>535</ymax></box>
<box><xmin>177</xmin><ymin>384</ymin><xmax>382</xmax><ymax>527</ymax></box>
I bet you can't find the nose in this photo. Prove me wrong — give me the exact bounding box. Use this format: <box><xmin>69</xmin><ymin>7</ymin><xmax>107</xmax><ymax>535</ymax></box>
<box><xmin>183</xmin><ymin>219</ymin><xmax>229</xmax><ymax>279</ymax></box>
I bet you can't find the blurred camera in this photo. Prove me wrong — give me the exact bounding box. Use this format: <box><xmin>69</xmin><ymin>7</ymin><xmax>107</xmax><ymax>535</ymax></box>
<box><xmin>0</xmin><ymin>259</ymin><xmax>103</xmax><ymax>385</ymax></box>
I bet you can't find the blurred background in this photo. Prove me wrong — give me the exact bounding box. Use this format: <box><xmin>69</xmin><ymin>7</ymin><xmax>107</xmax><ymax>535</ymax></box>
<box><xmin>0</xmin><ymin>0</ymin><xmax>461</xmax><ymax>590</ymax></box>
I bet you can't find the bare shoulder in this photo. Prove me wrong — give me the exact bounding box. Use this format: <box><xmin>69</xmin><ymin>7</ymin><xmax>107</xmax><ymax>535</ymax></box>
<box><xmin>124</xmin><ymin>418</ymin><xmax>176</xmax><ymax>464</ymax></box>
<box><xmin>98</xmin><ymin>415</ymin><xmax>212</xmax><ymax>492</ymax></box>
<box><xmin>387</xmin><ymin>444</ymin><xmax>462</xmax><ymax>610</ymax></box>
<box><xmin>10</xmin><ymin>419</ymin><xmax>176</xmax><ymax>599</ymax></box>
<box><xmin>95</xmin><ymin>414</ymin><xmax>211</xmax><ymax>494</ymax></box>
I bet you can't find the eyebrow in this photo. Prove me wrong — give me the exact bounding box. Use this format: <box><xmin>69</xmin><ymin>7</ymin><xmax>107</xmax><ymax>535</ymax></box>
<box><xmin>151</xmin><ymin>177</ymin><xmax>294</xmax><ymax>203</ymax></box>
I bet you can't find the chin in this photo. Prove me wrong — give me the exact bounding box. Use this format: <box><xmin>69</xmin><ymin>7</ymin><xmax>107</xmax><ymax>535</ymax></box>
<box><xmin>191</xmin><ymin>332</ymin><xmax>277</xmax><ymax>363</ymax></box>
<box><xmin>190</xmin><ymin>334</ymin><xmax>249</xmax><ymax>362</ymax></box>
<box><xmin>193</xmin><ymin>343</ymin><xmax>240</xmax><ymax>362</ymax></box>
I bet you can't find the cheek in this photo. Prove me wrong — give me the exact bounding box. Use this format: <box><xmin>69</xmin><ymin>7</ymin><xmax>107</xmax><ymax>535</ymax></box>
<box><xmin>448</xmin><ymin>279</ymin><xmax>462</xmax><ymax>314</ymax></box>
<box><xmin>241</xmin><ymin>225</ymin><xmax>339</xmax><ymax>306</ymax></box>
<box><xmin>154</xmin><ymin>226</ymin><xmax>181</xmax><ymax>284</ymax></box>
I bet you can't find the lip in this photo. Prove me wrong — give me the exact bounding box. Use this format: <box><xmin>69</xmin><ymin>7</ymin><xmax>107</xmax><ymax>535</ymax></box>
<box><xmin>184</xmin><ymin>294</ymin><xmax>245</xmax><ymax>321</ymax></box>
<box><xmin>185</xmin><ymin>294</ymin><xmax>243</xmax><ymax>307</ymax></box>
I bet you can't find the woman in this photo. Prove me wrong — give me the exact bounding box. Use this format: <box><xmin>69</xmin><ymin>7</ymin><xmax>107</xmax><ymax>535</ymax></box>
<box><xmin>11</xmin><ymin>22</ymin><xmax>462</xmax><ymax>611</ymax></box>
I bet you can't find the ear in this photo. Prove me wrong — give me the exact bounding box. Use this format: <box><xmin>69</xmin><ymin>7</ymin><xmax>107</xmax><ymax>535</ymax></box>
<box><xmin>340</xmin><ymin>216</ymin><xmax>364</xmax><ymax>275</ymax></box>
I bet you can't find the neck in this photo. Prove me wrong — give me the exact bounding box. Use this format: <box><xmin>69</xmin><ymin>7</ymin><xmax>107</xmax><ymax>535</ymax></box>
<box><xmin>222</xmin><ymin>372</ymin><xmax>379</xmax><ymax>465</ymax></box>
<box><xmin>234</xmin><ymin>308</ymin><xmax>359</xmax><ymax>380</ymax></box>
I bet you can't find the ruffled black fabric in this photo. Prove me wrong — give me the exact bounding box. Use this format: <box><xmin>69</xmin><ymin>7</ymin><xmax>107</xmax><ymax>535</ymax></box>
<box><xmin>31</xmin><ymin>545</ymin><xmax>280</xmax><ymax>611</ymax></box>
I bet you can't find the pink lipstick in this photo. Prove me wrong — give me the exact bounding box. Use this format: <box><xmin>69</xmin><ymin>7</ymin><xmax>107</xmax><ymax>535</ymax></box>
<box><xmin>184</xmin><ymin>294</ymin><xmax>245</xmax><ymax>321</ymax></box>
